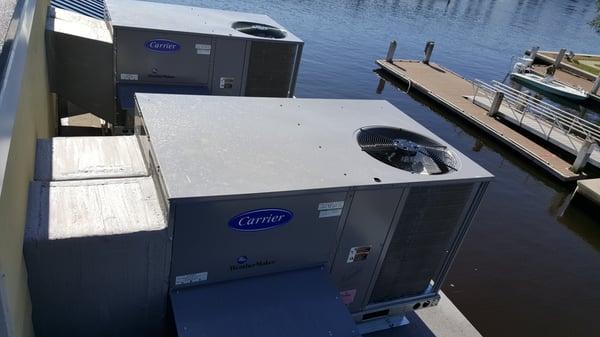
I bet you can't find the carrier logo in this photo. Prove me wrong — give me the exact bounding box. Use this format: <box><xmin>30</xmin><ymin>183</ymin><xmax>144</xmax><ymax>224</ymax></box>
<box><xmin>228</xmin><ymin>208</ymin><xmax>293</xmax><ymax>232</ymax></box>
<box><xmin>145</xmin><ymin>39</ymin><xmax>181</xmax><ymax>52</ymax></box>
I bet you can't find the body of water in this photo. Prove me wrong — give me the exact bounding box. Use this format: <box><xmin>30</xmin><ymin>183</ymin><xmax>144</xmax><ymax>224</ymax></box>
<box><xmin>154</xmin><ymin>1</ymin><xmax>600</xmax><ymax>336</ymax></box>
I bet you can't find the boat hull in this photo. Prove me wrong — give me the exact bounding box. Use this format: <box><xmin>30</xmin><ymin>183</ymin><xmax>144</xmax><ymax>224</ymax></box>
<box><xmin>510</xmin><ymin>73</ymin><xmax>588</xmax><ymax>101</ymax></box>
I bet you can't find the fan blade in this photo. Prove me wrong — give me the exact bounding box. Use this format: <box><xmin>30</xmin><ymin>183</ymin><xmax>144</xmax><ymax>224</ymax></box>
<box><xmin>418</xmin><ymin>149</ymin><xmax>458</xmax><ymax>172</ymax></box>
<box><xmin>419</xmin><ymin>144</ymin><xmax>447</xmax><ymax>150</ymax></box>
<box><xmin>360</xmin><ymin>144</ymin><xmax>397</xmax><ymax>152</ymax></box>
<box><xmin>357</xmin><ymin>128</ymin><xmax>395</xmax><ymax>152</ymax></box>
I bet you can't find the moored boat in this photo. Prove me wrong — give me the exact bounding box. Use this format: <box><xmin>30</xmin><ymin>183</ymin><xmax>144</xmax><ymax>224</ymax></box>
<box><xmin>510</xmin><ymin>72</ymin><xmax>588</xmax><ymax>101</ymax></box>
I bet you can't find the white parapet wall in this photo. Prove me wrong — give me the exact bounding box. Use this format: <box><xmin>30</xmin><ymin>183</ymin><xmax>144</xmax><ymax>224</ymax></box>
<box><xmin>0</xmin><ymin>1</ymin><xmax>55</xmax><ymax>337</ymax></box>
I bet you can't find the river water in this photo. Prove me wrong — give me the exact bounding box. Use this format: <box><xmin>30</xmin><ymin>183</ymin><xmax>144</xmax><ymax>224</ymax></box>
<box><xmin>156</xmin><ymin>1</ymin><xmax>600</xmax><ymax>336</ymax></box>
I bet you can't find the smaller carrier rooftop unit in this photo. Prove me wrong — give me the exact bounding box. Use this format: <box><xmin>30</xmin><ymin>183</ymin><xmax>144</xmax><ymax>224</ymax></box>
<box><xmin>46</xmin><ymin>0</ymin><xmax>303</xmax><ymax>128</ymax></box>
<box><xmin>106</xmin><ymin>0</ymin><xmax>303</xmax><ymax>104</ymax></box>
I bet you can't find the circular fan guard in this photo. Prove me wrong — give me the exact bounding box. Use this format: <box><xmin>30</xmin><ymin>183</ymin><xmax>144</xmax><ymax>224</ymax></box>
<box><xmin>232</xmin><ymin>21</ymin><xmax>287</xmax><ymax>39</ymax></box>
<box><xmin>357</xmin><ymin>127</ymin><xmax>459</xmax><ymax>175</ymax></box>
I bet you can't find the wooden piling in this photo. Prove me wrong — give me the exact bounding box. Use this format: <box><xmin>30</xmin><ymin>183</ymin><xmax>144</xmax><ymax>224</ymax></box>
<box><xmin>386</xmin><ymin>41</ymin><xmax>397</xmax><ymax>62</ymax></box>
<box><xmin>571</xmin><ymin>140</ymin><xmax>596</xmax><ymax>173</ymax></box>
<box><xmin>553</xmin><ymin>48</ymin><xmax>567</xmax><ymax>68</ymax></box>
<box><xmin>487</xmin><ymin>92</ymin><xmax>504</xmax><ymax>117</ymax></box>
<box><xmin>592</xmin><ymin>76</ymin><xmax>600</xmax><ymax>95</ymax></box>
<box><xmin>423</xmin><ymin>41</ymin><xmax>435</xmax><ymax>65</ymax></box>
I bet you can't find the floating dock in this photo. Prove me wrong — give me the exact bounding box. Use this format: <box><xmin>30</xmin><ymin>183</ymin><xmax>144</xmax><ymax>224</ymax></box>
<box><xmin>376</xmin><ymin>58</ymin><xmax>582</xmax><ymax>181</ymax></box>
<box><xmin>575</xmin><ymin>178</ymin><xmax>600</xmax><ymax>206</ymax></box>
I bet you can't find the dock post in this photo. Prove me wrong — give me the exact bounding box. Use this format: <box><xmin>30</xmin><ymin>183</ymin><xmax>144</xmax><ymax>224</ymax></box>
<box><xmin>386</xmin><ymin>40</ymin><xmax>397</xmax><ymax>62</ymax></box>
<box><xmin>570</xmin><ymin>139</ymin><xmax>596</xmax><ymax>173</ymax></box>
<box><xmin>553</xmin><ymin>48</ymin><xmax>567</xmax><ymax>68</ymax></box>
<box><xmin>487</xmin><ymin>91</ymin><xmax>504</xmax><ymax>117</ymax></box>
<box><xmin>376</xmin><ymin>79</ymin><xmax>385</xmax><ymax>94</ymax></box>
<box><xmin>592</xmin><ymin>75</ymin><xmax>600</xmax><ymax>95</ymax></box>
<box><xmin>423</xmin><ymin>41</ymin><xmax>435</xmax><ymax>65</ymax></box>
<box><xmin>530</xmin><ymin>46</ymin><xmax>540</xmax><ymax>60</ymax></box>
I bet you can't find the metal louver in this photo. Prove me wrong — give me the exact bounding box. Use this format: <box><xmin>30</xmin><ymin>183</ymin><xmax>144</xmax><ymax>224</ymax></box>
<box><xmin>50</xmin><ymin>0</ymin><xmax>106</xmax><ymax>20</ymax></box>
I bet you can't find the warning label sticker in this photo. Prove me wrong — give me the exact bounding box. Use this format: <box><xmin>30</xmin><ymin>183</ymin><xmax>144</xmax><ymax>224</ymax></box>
<box><xmin>340</xmin><ymin>289</ymin><xmax>357</xmax><ymax>305</ymax></box>
<box><xmin>175</xmin><ymin>272</ymin><xmax>208</xmax><ymax>286</ymax></box>
<box><xmin>318</xmin><ymin>201</ymin><xmax>344</xmax><ymax>211</ymax></box>
<box><xmin>195</xmin><ymin>43</ymin><xmax>212</xmax><ymax>55</ymax></box>
<box><xmin>319</xmin><ymin>209</ymin><xmax>343</xmax><ymax>218</ymax></box>
<box><xmin>120</xmin><ymin>73</ymin><xmax>139</xmax><ymax>81</ymax></box>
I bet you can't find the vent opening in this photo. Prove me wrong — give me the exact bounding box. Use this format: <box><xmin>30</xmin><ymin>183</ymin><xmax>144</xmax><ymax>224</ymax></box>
<box><xmin>362</xmin><ymin>309</ymin><xmax>390</xmax><ymax>321</ymax></box>
<box><xmin>232</xmin><ymin>21</ymin><xmax>287</xmax><ymax>39</ymax></box>
<box><xmin>357</xmin><ymin>126</ymin><xmax>459</xmax><ymax>175</ymax></box>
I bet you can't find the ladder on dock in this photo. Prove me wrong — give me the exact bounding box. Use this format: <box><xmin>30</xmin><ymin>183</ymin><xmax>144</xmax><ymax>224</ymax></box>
<box><xmin>470</xmin><ymin>80</ymin><xmax>600</xmax><ymax>169</ymax></box>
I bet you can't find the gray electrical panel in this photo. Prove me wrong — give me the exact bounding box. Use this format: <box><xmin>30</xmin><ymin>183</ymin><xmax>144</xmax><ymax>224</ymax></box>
<box><xmin>135</xmin><ymin>94</ymin><xmax>492</xmax><ymax>322</ymax></box>
<box><xmin>106</xmin><ymin>0</ymin><xmax>303</xmax><ymax>99</ymax></box>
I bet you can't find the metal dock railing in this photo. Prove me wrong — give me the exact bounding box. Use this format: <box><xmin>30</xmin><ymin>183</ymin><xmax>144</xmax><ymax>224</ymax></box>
<box><xmin>472</xmin><ymin>80</ymin><xmax>600</xmax><ymax>170</ymax></box>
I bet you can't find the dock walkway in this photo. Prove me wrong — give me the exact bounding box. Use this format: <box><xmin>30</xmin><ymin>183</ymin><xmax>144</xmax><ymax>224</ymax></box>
<box><xmin>468</xmin><ymin>81</ymin><xmax>600</xmax><ymax>170</ymax></box>
<box><xmin>576</xmin><ymin>178</ymin><xmax>600</xmax><ymax>206</ymax></box>
<box><xmin>376</xmin><ymin>59</ymin><xmax>581</xmax><ymax>181</ymax></box>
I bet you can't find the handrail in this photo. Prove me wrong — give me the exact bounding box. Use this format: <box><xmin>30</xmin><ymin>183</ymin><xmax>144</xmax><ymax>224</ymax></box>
<box><xmin>492</xmin><ymin>81</ymin><xmax>600</xmax><ymax>140</ymax></box>
<box><xmin>472</xmin><ymin>79</ymin><xmax>600</xmax><ymax>146</ymax></box>
<box><xmin>0</xmin><ymin>0</ymin><xmax>38</xmax><ymax>196</ymax></box>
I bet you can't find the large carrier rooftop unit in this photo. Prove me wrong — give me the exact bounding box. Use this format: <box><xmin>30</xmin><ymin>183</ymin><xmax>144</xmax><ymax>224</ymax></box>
<box><xmin>135</xmin><ymin>95</ymin><xmax>492</xmax><ymax>335</ymax></box>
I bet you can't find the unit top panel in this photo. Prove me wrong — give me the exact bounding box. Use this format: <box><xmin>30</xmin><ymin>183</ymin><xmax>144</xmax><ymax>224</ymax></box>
<box><xmin>136</xmin><ymin>94</ymin><xmax>492</xmax><ymax>200</ymax></box>
<box><xmin>105</xmin><ymin>0</ymin><xmax>302</xmax><ymax>43</ymax></box>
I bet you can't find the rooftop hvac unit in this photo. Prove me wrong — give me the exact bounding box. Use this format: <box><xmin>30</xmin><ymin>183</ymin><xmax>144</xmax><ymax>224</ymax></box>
<box><xmin>45</xmin><ymin>0</ymin><xmax>303</xmax><ymax>128</ymax></box>
<box><xmin>135</xmin><ymin>95</ymin><xmax>492</xmax><ymax>336</ymax></box>
<box><xmin>106</xmin><ymin>0</ymin><xmax>303</xmax><ymax>107</ymax></box>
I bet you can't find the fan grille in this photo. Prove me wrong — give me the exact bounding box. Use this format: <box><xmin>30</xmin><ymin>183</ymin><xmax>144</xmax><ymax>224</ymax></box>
<box><xmin>232</xmin><ymin>21</ymin><xmax>287</xmax><ymax>39</ymax></box>
<box><xmin>357</xmin><ymin>127</ymin><xmax>459</xmax><ymax>175</ymax></box>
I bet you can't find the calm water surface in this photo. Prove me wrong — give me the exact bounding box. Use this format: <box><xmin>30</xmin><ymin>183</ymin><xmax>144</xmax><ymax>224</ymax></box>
<box><xmin>158</xmin><ymin>1</ymin><xmax>600</xmax><ymax>336</ymax></box>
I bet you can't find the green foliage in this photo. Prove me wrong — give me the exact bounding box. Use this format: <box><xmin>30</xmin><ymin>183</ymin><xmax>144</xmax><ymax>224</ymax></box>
<box><xmin>592</xmin><ymin>0</ymin><xmax>600</xmax><ymax>32</ymax></box>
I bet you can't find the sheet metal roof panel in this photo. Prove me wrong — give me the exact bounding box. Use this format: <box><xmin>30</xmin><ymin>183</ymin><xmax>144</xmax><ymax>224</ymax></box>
<box><xmin>105</xmin><ymin>0</ymin><xmax>302</xmax><ymax>43</ymax></box>
<box><xmin>136</xmin><ymin>95</ymin><xmax>493</xmax><ymax>200</ymax></box>
<box><xmin>170</xmin><ymin>267</ymin><xmax>360</xmax><ymax>337</ymax></box>
<box><xmin>25</xmin><ymin>177</ymin><xmax>166</xmax><ymax>241</ymax></box>
<box><xmin>35</xmin><ymin>136</ymin><xmax>148</xmax><ymax>181</ymax></box>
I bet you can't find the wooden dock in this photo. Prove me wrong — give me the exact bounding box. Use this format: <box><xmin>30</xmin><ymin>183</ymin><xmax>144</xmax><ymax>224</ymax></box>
<box><xmin>376</xmin><ymin>59</ymin><xmax>582</xmax><ymax>181</ymax></box>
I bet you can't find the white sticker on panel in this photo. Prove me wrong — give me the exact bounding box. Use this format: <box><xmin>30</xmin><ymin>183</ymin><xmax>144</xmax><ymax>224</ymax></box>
<box><xmin>318</xmin><ymin>201</ymin><xmax>344</xmax><ymax>211</ymax></box>
<box><xmin>319</xmin><ymin>209</ymin><xmax>342</xmax><ymax>218</ymax></box>
<box><xmin>175</xmin><ymin>272</ymin><xmax>208</xmax><ymax>286</ymax></box>
<box><xmin>195</xmin><ymin>44</ymin><xmax>212</xmax><ymax>55</ymax></box>
<box><xmin>120</xmin><ymin>73</ymin><xmax>139</xmax><ymax>80</ymax></box>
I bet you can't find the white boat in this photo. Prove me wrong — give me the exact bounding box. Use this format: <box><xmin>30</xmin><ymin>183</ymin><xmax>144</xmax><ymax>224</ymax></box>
<box><xmin>510</xmin><ymin>72</ymin><xmax>588</xmax><ymax>101</ymax></box>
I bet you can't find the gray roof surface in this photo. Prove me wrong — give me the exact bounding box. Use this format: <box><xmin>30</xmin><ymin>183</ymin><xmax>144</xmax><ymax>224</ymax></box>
<box><xmin>137</xmin><ymin>95</ymin><xmax>492</xmax><ymax>200</ymax></box>
<box><xmin>105</xmin><ymin>0</ymin><xmax>302</xmax><ymax>43</ymax></box>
